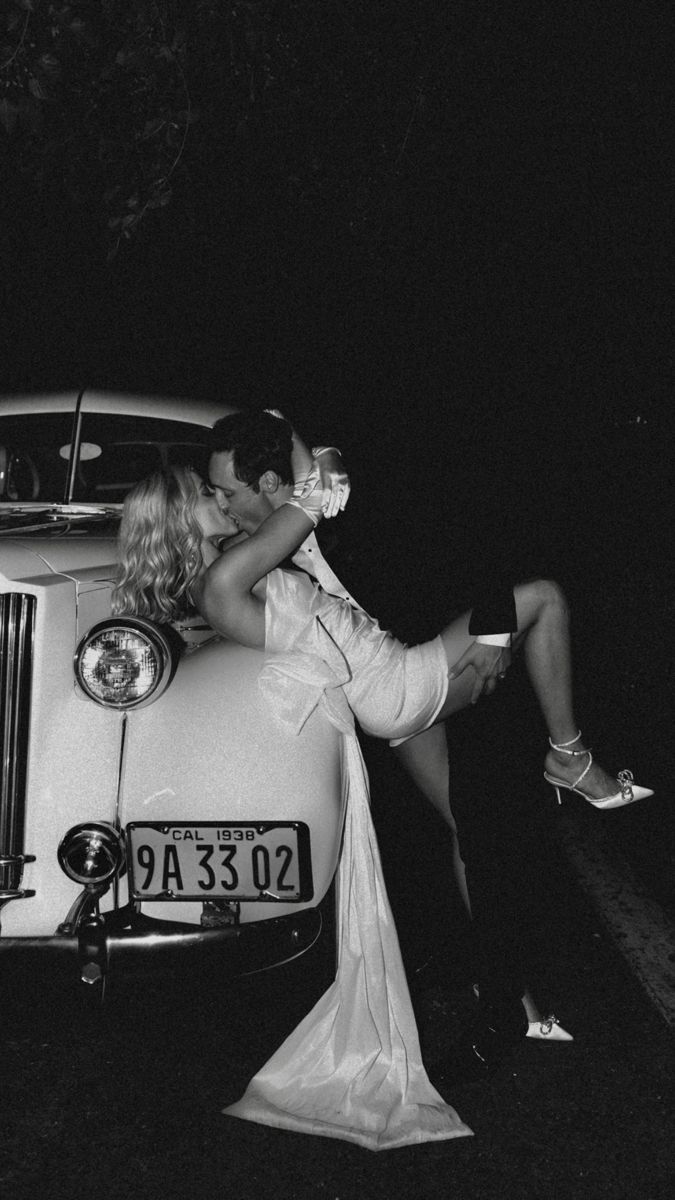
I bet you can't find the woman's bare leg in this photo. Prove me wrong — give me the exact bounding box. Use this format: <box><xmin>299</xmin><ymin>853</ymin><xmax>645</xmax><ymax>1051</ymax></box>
<box><xmin>392</xmin><ymin>726</ymin><xmax>471</xmax><ymax>914</ymax></box>
<box><xmin>435</xmin><ymin>579</ymin><xmax>623</xmax><ymax>801</ymax></box>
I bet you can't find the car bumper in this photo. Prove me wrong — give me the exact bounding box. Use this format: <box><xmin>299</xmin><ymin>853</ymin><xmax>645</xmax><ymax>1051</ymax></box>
<box><xmin>0</xmin><ymin>905</ymin><xmax>323</xmax><ymax>984</ymax></box>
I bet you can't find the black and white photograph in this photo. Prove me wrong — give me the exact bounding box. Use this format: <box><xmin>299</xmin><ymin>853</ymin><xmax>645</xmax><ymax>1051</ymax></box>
<box><xmin>1</xmin><ymin>3</ymin><xmax>672</xmax><ymax>1197</ymax></box>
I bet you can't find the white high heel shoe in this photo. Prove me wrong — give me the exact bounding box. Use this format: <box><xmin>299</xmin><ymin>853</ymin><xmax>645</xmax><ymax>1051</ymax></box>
<box><xmin>543</xmin><ymin>732</ymin><xmax>653</xmax><ymax>811</ymax></box>
<box><xmin>526</xmin><ymin>1015</ymin><xmax>574</xmax><ymax>1041</ymax></box>
<box><xmin>473</xmin><ymin>985</ymin><xmax>574</xmax><ymax>1042</ymax></box>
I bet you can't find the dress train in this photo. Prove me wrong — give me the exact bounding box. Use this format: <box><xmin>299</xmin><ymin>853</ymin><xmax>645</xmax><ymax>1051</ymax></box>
<box><xmin>224</xmin><ymin>732</ymin><xmax>472</xmax><ymax>1150</ymax></box>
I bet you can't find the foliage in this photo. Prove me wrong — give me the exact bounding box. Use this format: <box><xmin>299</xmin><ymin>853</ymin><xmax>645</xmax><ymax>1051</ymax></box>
<box><xmin>0</xmin><ymin>0</ymin><xmax>289</xmax><ymax>255</ymax></box>
<box><xmin>1</xmin><ymin>0</ymin><xmax>432</xmax><ymax>257</ymax></box>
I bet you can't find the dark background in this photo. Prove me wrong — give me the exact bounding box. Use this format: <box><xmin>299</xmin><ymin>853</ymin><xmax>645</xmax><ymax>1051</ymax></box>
<box><xmin>1</xmin><ymin>8</ymin><xmax>674</xmax><ymax>1194</ymax></box>
<box><xmin>1</xmin><ymin>0</ymin><xmax>672</xmax><ymax>907</ymax></box>
<box><xmin>2</xmin><ymin>4</ymin><xmax>669</xmax><ymax>487</ymax></box>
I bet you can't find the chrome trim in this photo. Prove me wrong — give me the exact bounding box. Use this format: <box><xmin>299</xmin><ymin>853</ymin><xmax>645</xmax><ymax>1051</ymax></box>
<box><xmin>112</xmin><ymin>712</ymin><xmax>128</xmax><ymax>909</ymax></box>
<box><xmin>74</xmin><ymin>617</ymin><xmax>179</xmax><ymax>709</ymax></box>
<box><xmin>0</xmin><ymin>853</ymin><xmax>36</xmax><ymax>900</ymax></box>
<box><xmin>57</xmin><ymin>884</ymin><xmax>109</xmax><ymax>935</ymax></box>
<box><xmin>64</xmin><ymin>389</ymin><xmax>85</xmax><ymax>503</ymax></box>
<box><xmin>0</xmin><ymin>907</ymin><xmax>324</xmax><ymax>980</ymax></box>
<box><xmin>0</xmin><ymin>592</ymin><xmax>36</xmax><ymax>905</ymax></box>
<box><xmin>57</xmin><ymin>822</ymin><xmax>126</xmax><ymax>886</ymax></box>
<box><xmin>115</xmin><ymin>712</ymin><xmax>128</xmax><ymax>825</ymax></box>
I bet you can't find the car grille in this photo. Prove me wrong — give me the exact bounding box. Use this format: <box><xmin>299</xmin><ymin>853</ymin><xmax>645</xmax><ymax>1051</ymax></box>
<box><xmin>1</xmin><ymin>593</ymin><xmax>35</xmax><ymax>898</ymax></box>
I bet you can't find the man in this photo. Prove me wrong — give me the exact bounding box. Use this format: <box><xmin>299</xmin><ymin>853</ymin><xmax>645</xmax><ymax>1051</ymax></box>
<box><xmin>207</xmin><ymin>408</ymin><xmax>533</xmax><ymax>1077</ymax></box>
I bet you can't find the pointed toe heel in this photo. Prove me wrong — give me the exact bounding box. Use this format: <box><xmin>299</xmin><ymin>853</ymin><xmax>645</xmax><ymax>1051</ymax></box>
<box><xmin>544</xmin><ymin>732</ymin><xmax>653</xmax><ymax>810</ymax></box>
<box><xmin>526</xmin><ymin>1015</ymin><xmax>574</xmax><ymax>1041</ymax></box>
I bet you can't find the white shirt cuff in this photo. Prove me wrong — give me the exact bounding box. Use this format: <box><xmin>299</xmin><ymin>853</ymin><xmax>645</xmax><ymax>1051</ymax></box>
<box><xmin>475</xmin><ymin>633</ymin><xmax>511</xmax><ymax>647</ymax></box>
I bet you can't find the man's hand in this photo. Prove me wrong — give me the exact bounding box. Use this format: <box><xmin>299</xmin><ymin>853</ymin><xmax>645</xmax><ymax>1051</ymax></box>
<box><xmin>448</xmin><ymin>641</ymin><xmax>512</xmax><ymax>704</ymax></box>
<box><xmin>305</xmin><ymin>449</ymin><xmax>351</xmax><ymax>518</ymax></box>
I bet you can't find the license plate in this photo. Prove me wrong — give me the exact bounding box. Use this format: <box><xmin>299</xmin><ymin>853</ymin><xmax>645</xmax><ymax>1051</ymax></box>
<box><xmin>126</xmin><ymin>822</ymin><xmax>313</xmax><ymax>902</ymax></box>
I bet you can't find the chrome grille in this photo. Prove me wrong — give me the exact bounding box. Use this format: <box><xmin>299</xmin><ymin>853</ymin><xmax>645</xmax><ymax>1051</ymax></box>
<box><xmin>1</xmin><ymin>593</ymin><xmax>35</xmax><ymax>898</ymax></box>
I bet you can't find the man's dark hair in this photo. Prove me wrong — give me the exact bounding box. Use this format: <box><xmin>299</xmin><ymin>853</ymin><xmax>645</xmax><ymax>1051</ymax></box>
<box><xmin>210</xmin><ymin>410</ymin><xmax>294</xmax><ymax>490</ymax></box>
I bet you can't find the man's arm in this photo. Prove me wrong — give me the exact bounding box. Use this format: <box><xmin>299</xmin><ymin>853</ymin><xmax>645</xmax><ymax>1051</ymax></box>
<box><xmin>468</xmin><ymin>590</ymin><xmax>517</xmax><ymax>639</ymax></box>
<box><xmin>449</xmin><ymin>586</ymin><xmax>516</xmax><ymax>700</ymax></box>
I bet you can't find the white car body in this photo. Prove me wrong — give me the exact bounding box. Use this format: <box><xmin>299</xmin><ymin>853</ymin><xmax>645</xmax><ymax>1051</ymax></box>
<box><xmin>0</xmin><ymin>392</ymin><xmax>346</xmax><ymax>991</ymax></box>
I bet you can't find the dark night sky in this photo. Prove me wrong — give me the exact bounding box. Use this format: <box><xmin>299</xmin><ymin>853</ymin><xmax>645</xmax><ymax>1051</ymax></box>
<box><xmin>1</xmin><ymin>1</ymin><xmax>669</xmax><ymax>623</ymax></box>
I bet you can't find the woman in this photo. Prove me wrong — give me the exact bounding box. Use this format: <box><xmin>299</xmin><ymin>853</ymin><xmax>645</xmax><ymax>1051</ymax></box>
<box><xmin>114</xmin><ymin>461</ymin><xmax>651</xmax><ymax>812</ymax></box>
<box><xmin>113</xmin><ymin>459</ymin><xmax>652</xmax><ymax>1146</ymax></box>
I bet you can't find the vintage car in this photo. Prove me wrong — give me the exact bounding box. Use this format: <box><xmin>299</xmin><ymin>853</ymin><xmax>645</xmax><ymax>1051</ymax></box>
<box><xmin>0</xmin><ymin>391</ymin><xmax>346</xmax><ymax>999</ymax></box>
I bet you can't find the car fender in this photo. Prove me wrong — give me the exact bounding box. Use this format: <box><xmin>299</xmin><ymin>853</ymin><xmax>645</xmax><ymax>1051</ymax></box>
<box><xmin>119</xmin><ymin>637</ymin><xmax>347</xmax><ymax>925</ymax></box>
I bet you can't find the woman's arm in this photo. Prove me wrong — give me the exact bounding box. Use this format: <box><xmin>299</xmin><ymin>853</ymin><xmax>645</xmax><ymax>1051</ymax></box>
<box><xmin>198</xmin><ymin>491</ymin><xmax>320</xmax><ymax>648</ymax></box>
<box><xmin>264</xmin><ymin>408</ymin><xmax>350</xmax><ymax>517</ymax></box>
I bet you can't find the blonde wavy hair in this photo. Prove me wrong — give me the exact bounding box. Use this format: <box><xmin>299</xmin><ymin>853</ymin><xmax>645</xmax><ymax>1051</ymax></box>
<box><xmin>112</xmin><ymin>466</ymin><xmax>204</xmax><ymax>621</ymax></box>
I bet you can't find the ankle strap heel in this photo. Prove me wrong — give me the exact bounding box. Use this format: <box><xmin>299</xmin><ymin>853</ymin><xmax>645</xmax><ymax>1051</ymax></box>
<box><xmin>544</xmin><ymin>731</ymin><xmax>653</xmax><ymax>811</ymax></box>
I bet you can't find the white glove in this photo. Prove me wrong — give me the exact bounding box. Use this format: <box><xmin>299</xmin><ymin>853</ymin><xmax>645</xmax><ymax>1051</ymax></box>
<box><xmin>310</xmin><ymin>448</ymin><xmax>351</xmax><ymax>518</ymax></box>
<box><xmin>284</xmin><ymin>468</ymin><xmax>325</xmax><ymax>527</ymax></box>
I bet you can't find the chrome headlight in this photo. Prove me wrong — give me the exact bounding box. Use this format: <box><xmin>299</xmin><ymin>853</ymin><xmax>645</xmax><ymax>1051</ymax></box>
<box><xmin>58</xmin><ymin>822</ymin><xmax>126</xmax><ymax>886</ymax></box>
<box><xmin>75</xmin><ymin>617</ymin><xmax>178</xmax><ymax>709</ymax></box>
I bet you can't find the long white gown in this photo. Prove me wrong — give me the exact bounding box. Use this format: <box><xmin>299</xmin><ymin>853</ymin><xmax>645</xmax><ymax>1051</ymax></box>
<box><xmin>223</xmin><ymin>570</ymin><xmax>471</xmax><ymax>1150</ymax></box>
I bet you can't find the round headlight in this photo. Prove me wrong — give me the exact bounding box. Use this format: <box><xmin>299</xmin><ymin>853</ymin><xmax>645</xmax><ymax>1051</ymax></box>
<box><xmin>58</xmin><ymin>822</ymin><xmax>126</xmax><ymax>886</ymax></box>
<box><xmin>75</xmin><ymin>617</ymin><xmax>178</xmax><ymax>709</ymax></box>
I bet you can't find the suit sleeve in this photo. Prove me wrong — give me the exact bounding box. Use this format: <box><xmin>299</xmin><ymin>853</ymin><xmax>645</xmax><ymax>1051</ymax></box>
<box><xmin>468</xmin><ymin>586</ymin><xmax>517</xmax><ymax>636</ymax></box>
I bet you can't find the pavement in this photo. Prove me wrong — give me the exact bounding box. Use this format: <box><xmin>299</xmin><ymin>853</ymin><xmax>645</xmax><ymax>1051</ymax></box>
<box><xmin>408</xmin><ymin>852</ymin><xmax>675</xmax><ymax>1200</ymax></box>
<box><xmin>2</xmin><ymin>764</ymin><xmax>673</xmax><ymax>1200</ymax></box>
<box><xmin>2</xmin><ymin>531</ymin><xmax>673</xmax><ymax>1198</ymax></box>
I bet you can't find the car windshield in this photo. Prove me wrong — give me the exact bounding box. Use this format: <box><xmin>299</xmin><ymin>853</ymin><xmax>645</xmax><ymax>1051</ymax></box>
<box><xmin>0</xmin><ymin>412</ymin><xmax>212</xmax><ymax>506</ymax></box>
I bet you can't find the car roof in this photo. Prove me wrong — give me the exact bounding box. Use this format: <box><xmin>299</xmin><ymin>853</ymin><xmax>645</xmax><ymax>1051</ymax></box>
<box><xmin>0</xmin><ymin>390</ymin><xmax>237</xmax><ymax>427</ymax></box>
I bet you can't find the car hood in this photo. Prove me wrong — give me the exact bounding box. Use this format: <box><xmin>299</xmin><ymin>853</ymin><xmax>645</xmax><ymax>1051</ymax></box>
<box><xmin>0</xmin><ymin>534</ymin><xmax>118</xmax><ymax>582</ymax></box>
